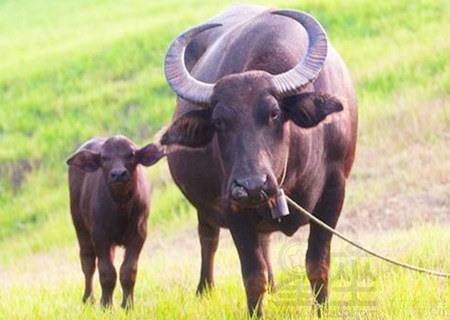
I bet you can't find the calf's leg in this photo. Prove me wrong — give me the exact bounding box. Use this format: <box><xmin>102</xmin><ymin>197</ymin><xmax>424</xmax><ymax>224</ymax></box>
<box><xmin>73</xmin><ymin>220</ymin><xmax>96</xmax><ymax>303</ymax></box>
<box><xmin>80</xmin><ymin>244</ymin><xmax>96</xmax><ymax>303</ymax></box>
<box><xmin>120</xmin><ymin>236</ymin><xmax>145</xmax><ymax>309</ymax></box>
<box><xmin>97</xmin><ymin>245</ymin><xmax>117</xmax><ymax>307</ymax></box>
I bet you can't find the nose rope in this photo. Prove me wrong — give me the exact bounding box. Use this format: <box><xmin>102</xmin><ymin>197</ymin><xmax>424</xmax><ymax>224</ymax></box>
<box><xmin>284</xmin><ymin>195</ymin><xmax>450</xmax><ymax>278</ymax></box>
<box><xmin>260</xmin><ymin>151</ymin><xmax>289</xmax><ymax>202</ymax></box>
<box><xmin>267</xmin><ymin>151</ymin><xmax>291</xmax><ymax>221</ymax></box>
<box><xmin>276</xmin><ymin>151</ymin><xmax>450</xmax><ymax>278</ymax></box>
<box><xmin>278</xmin><ymin>150</ymin><xmax>289</xmax><ymax>187</ymax></box>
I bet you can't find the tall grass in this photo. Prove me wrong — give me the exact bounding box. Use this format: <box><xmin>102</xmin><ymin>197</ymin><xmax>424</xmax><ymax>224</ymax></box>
<box><xmin>0</xmin><ymin>224</ymin><xmax>448</xmax><ymax>319</ymax></box>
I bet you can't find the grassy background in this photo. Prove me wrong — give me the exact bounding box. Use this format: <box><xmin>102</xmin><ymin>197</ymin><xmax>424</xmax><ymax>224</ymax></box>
<box><xmin>0</xmin><ymin>0</ymin><xmax>449</xmax><ymax>319</ymax></box>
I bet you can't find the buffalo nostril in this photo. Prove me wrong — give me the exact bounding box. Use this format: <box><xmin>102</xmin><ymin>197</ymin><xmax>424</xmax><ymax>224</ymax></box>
<box><xmin>111</xmin><ymin>169</ymin><xmax>128</xmax><ymax>181</ymax></box>
<box><xmin>235</xmin><ymin>175</ymin><xmax>267</xmax><ymax>196</ymax></box>
<box><xmin>231</xmin><ymin>185</ymin><xmax>249</xmax><ymax>200</ymax></box>
<box><xmin>262</xmin><ymin>175</ymin><xmax>268</xmax><ymax>186</ymax></box>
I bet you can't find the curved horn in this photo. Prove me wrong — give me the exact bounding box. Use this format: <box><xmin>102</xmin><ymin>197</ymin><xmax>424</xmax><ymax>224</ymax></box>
<box><xmin>164</xmin><ymin>23</ymin><xmax>222</xmax><ymax>105</ymax></box>
<box><xmin>270</xmin><ymin>10</ymin><xmax>328</xmax><ymax>97</ymax></box>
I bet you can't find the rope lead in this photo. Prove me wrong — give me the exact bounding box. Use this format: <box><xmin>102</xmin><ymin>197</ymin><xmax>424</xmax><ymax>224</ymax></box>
<box><xmin>285</xmin><ymin>195</ymin><xmax>450</xmax><ymax>279</ymax></box>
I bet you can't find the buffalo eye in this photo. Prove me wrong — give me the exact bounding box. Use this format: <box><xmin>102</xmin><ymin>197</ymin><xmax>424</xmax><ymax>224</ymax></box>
<box><xmin>125</xmin><ymin>152</ymin><xmax>134</xmax><ymax>161</ymax></box>
<box><xmin>262</xmin><ymin>95</ymin><xmax>282</xmax><ymax>124</ymax></box>
<box><xmin>213</xmin><ymin>118</ymin><xmax>226</xmax><ymax>131</ymax></box>
<box><xmin>101</xmin><ymin>155</ymin><xmax>111</xmax><ymax>163</ymax></box>
<box><xmin>270</xmin><ymin>108</ymin><xmax>282</xmax><ymax>122</ymax></box>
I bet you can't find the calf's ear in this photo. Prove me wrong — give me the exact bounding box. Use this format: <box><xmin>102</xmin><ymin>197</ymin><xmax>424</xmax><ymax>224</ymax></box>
<box><xmin>282</xmin><ymin>92</ymin><xmax>343</xmax><ymax>128</ymax></box>
<box><xmin>66</xmin><ymin>150</ymin><xmax>101</xmax><ymax>172</ymax></box>
<box><xmin>160</xmin><ymin>109</ymin><xmax>214</xmax><ymax>148</ymax></box>
<box><xmin>136</xmin><ymin>143</ymin><xmax>165</xmax><ymax>167</ymax></box>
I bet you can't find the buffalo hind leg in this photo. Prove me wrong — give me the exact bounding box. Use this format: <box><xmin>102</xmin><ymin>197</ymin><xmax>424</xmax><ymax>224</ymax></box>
<box><xmin>196</xmin><ymin>216</ymin><xmax>220</xmax><ymax>295</ymax></box>
<box><xmin>228</xmin><ymin>214</ymin><xmax>268</xmax><ymax>318</ymax></box>
<box><xmin>97</xmin><ymin>245</ymin><xmax>117</xmax><ymax>308</ymax></box>
<box><xmin>120</xmin><ymin>235</ymin><xmax>145</xmax><ymax>309</ymax></box>
<box><xmin>73</xmin><ymin>220</ymin><xmax>96</xmax><ymax>304</ymax></box>
<box><xmin>80</xmin><ymin>244</ymin><xmax>96</xmax><ymax>303</ymax></box>
<box><xmin>306</xmin><ymin>169</ymin><xmax>345</xmax><ymax>316</ymax></box>
<box><xmin>259</xmin><ymin>233</ymin><xmax>276</xmax><ymax>292</ymax></box>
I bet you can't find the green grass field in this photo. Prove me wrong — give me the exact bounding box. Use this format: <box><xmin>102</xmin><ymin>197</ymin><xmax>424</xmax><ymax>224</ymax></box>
<box><xmin>0</xmin><ymin>0</ymin><xmax>449</xmax><ymax>319</ymax></box>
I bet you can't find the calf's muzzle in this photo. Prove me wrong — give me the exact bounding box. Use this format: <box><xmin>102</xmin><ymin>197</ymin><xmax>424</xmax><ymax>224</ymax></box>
<box><xmin>110</xmin><ymin>168</ymin><xmax>130</xmax><ymax>183</ymax></box>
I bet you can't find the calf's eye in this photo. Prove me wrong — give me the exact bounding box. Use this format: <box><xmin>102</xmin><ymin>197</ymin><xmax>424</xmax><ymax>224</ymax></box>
<box><xmin>101</xmin><ymin>156</ymin><xmax>110</xmax><ymax>162</ymax></box>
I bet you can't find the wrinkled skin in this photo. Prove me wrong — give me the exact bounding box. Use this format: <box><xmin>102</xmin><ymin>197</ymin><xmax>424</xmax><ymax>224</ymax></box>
<box><xmin>162</xmin><ymin>5</ymin><xmax>357</xmax><ymax>318</ymax></box>
<box><xmin>67</xmin><ymin>136</ymin><xmax>164</xmax><ymax>308</ymax></box>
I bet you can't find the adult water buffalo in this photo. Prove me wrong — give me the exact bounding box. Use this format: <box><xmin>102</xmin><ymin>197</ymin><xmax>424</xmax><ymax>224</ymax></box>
<box><xmin>161</xmin><ymin>5</ymin><xmax>357</xmax><ymax>317</ymax></box>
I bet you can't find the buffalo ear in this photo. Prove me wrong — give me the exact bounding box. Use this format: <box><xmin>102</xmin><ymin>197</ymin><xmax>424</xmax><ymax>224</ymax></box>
<box><xmin>160</xmin><ymin>109</ymin><xmax>215</xmax><ymax>148</ymax></box>
<box><xmin>136</xmin><ymin>143</ymin><xmax>165</xmax><ymax>167</ymax></box>
<box><xmin>282</xmin><ymin>92</ymin><xmax>343</xmax><ymax>128</ymax></box>
<box><xmin>66</xmin><ymin>150</ymin><xmax>101</xmax><ymax>172</ymax></box>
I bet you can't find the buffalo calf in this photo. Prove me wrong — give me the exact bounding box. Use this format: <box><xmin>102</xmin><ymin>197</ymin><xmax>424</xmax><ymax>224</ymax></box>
<box><xmin>67</xmin><ymin>135</ymin><xmax>164</xmax><ymax>308</ymax></box>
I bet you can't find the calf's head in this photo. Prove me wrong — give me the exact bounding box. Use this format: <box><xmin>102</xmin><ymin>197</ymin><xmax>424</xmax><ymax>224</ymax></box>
<box><xmin>161</xmin><ymin>10</ymin><xmax>343</xmax><ymax>210</ymax></box>
<box><xmin>67</xmin><ymin>136</ymin><xmax>164</xmax><ymax>187</ymax></box>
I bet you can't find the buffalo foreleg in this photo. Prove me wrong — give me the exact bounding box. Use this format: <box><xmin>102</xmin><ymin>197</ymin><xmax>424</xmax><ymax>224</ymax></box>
<box><xmin>259</xmin><ymin>233</ymin><xmax>276</xmax><ymax>292</ymax></box>
<box><xmin>306</xmin><ymin>169</ymin><xmax>345</xmax><ymax>314</ymax></box>
<box><xmin>96</xmin><ymin>244</ymin><xmax>117</xmax><ymax>308</ymax></box>
<box><xmin>120</xmin><ymin>235</ymin><xmax>145</xmax><ymax>309</ymax></box>
<box><xmin>196</xmin><ymin>215</ymin><xmax>220</xmax><ymax>295</ymax></box>
<box><xmin>228</xmin><ymin>214</ymin><xmax>268</xmax><ymax>318</ymax></box>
